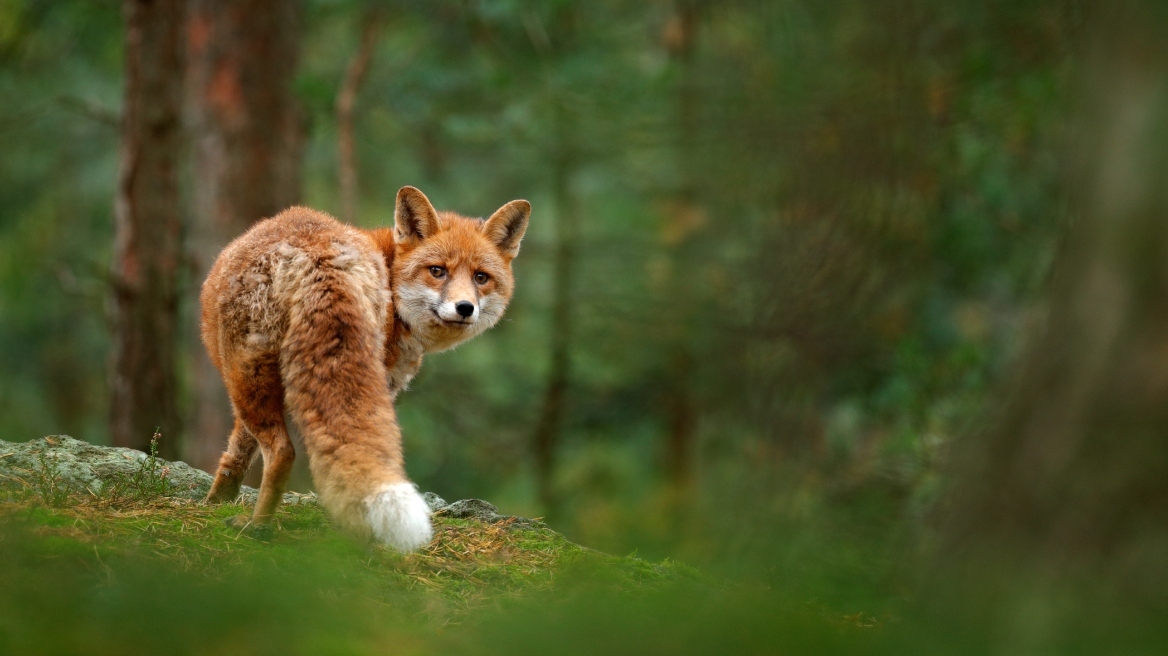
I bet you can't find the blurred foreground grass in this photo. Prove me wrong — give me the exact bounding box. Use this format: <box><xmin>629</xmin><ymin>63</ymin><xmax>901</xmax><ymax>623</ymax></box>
<box><xmin>1</xmin><ymin>483</ymin><xmax>1166</xmax><ymax>654</ymax></box>
<box><xmin>0</xmin><ymin>488</ymin><xmax>711</xmax><ymax>654</ymax></box>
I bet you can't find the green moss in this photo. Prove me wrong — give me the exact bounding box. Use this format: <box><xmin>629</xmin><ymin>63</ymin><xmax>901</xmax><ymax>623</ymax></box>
<box><xmin>0</xmin><ymin>494</ymin><xmax>902</xmax><ymax>656</ymax></box>
<box><xmin>0</xmin><ymin>493</ymin><xmax>684</xmax><ymax>610</ymax></box>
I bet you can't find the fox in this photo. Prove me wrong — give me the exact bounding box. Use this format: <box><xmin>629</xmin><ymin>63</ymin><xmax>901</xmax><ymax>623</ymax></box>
<box><xmin>200</xmin><ymin>186</ymin><xmax>531</xmax><ymax>551</ymax></box>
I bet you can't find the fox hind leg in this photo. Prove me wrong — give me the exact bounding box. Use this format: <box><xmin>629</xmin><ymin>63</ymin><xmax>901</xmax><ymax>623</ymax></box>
<box><xmin>215</xmin><ymin>352</ymin><xmax>295</xmax><ymax>538</ymax></box>
<box><xmin>233</xmin><ymin>420</ymin><xmax>295</xmax><ymax>534</ymax></box>
<box><xmin>206</xmin><ymin>417</ymin><xmax>259</xmax><ymax>503</ymax></box>
<box><xmin>223</xmin><ymin>424</ymin><xmax>293</xmax><ymax>540</ymax></box>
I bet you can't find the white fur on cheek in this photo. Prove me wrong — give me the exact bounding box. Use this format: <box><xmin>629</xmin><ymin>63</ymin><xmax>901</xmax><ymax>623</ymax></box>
<box><xmin>365</xmin><ymin>482</ymin><xmax>433</xmax><ymax>552</ymax></box>
<box><xmin>477</xmin><ymin>293</ymin><xmax>506</xmax><ymax>329</ymax></box>
<box><xmin>395</xmin><ymin>281</ymin><xmax>441</xmax><ymax>326</ymax></box>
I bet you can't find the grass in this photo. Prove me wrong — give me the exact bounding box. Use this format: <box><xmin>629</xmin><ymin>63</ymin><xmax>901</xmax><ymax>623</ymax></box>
<box><xmin>4</xmin><ymin>478</ymin><xmax>1161</xmax><ymax>654</ymax></box>
<box><xmin>28</xmin><ymin>451</ymin><xmax>70</xmax><ymax>506</ymax></box>
<box><xmin>0</xmin><ymin>459</ymin><xmax>906</xmax><ymax>656</ymax></box>
<box><xmin>0</xmin><ymin>482</ymin><xmax>722</xmax><ymax>655</ymax></box>
<box><xmin>0</xmin><ymin>483</ymin><xmax>695</xmax><ymax>613</ymax></box>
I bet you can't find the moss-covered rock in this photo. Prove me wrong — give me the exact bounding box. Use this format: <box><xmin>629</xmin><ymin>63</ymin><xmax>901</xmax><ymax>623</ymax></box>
<box><xmin>0</xmin><ymin>435</ymin><xmax>316</xmax><ymax>504</ymax></box>
<box><xmin>0</xmin><ymin>436</ymin><xmax>542</xmax><ymax>518</ymax></box>
<box><xmin>0</xmin><ymin>435</ymin><xmax>212</xmax><ymax>499</ymax></box>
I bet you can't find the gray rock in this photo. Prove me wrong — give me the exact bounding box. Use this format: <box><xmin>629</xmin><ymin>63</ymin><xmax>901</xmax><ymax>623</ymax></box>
<box><xmin>238</xmin><ymin>488</ymin><xmax>319</xmax><ymax>506</ymax></box>
<box><xmin>422</xmin><ymin>491</ymin><xmax>448</xmax><ymax>511</ymax></box>
<box><xmin>436</xmin><ymin>497</ymin><xmax>545</xmax><ymax>528</ymax></box>
<box><xmin>0</xmin><ymin>435</ymin><xmax>310</xmax><ymax>505</ymax></box>
<box><xmin>0</xmin><ymin>437</ymin><xmax>540</xmax><ymax>527</ymax></box>
<box><xmin>0</xmin><ymin>435</ymin><xmax>213</xmax><ymax>499</ymax></box>
<box><xmin>439</xmin><ymin>498</ymin><xmax>501</xmax><ymax>521</ymax></box>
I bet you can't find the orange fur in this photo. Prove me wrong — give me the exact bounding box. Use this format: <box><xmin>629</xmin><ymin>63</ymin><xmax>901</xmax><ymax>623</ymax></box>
<box><xmin>201</xmin><ymin>186</ymin><xmax>530</xmax><ymax>550</ymax></box>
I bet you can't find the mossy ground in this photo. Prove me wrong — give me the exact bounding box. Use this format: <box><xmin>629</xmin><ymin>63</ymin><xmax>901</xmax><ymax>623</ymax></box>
<box><xmin>0</xmin><ymin>475</ymin><xmax>904</xmax><ymax>655</ymax></box>
<box><xmin>8</xmin><ymin>478</ymin><xmax>1142</xmax><ymax>654</ymax></box>
<box><xmin>0</xmin><ymin>486</ymin><xmax>695</xmax><ymax>619</ymax></box>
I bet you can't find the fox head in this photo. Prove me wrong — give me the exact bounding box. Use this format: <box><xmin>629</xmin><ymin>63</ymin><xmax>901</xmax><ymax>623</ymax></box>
<box><xmin>391</xmin><ymin>186</ymin><xmax>531</xmax><ymax>353</ymax></box>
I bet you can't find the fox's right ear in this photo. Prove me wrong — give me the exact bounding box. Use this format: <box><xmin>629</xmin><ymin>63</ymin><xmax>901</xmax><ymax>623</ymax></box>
<box><xmin>394</xmin><ymin>186</ymin><xmax>440</xmax><ymax>245</ymax></box>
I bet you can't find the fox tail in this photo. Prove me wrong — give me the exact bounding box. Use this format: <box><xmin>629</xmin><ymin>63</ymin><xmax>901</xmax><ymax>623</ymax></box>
<box><xmin>278</xmin><ymin>248</ymin><xmax>432</xmax><ymax>551</ymax></box>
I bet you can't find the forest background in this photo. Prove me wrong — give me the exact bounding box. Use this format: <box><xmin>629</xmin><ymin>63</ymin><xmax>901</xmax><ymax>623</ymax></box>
<box><xmin>5</xmin><ymin>4</ymin><xmax>1168</xmax><ymax>639</ymax></box>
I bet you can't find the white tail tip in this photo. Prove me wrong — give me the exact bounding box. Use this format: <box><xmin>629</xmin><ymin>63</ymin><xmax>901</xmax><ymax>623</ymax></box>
<box><xmin>365</xmin><ymin>483</ymin><xmax>433</xmax><ymax>552</ymax></box>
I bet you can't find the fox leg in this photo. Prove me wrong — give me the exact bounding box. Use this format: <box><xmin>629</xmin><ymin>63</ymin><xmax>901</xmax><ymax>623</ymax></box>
<box><xmin>205</xmin><ymin>417</ymin><xmax>259</xmax><ymax>503</ymax></box>
<box><xmin>240</xmin><ymin>420</ymin><xmax>295</xmax><ymax>529</ymax></box>
<box><xmin>217</xmin><ymin>352</ymin><xmax>294</xmax><ymax>537</ymax></box>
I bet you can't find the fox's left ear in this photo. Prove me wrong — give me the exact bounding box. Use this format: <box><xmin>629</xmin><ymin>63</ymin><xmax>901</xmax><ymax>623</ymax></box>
<box><xmin>481</xmin><ymin>200</ymin><xmax>531</xmax><ymax>259</ymax></box>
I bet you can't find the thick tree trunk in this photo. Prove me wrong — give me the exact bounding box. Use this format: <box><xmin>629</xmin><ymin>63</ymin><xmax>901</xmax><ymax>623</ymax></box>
<box><xmin>185</xmin><ymin>0</ymin><xmax>303</xmax><ymax>468</ymax></box>
<box><xmin>109</xmin><ymin>0</ymin><xmax>185</xmax><ymax>458</ymax></box>
<box><xmin>531</xmin><ymin>117</ymin><xmax>578</xmax><ymax>517</ymax></box>
<box><xmin>944</xmin><ymin>2</ymin><xmax>1168</xmax><ymax>583</ymax></box>
<box><xmin>336</xmin><ymin>15</ymin><xmax>381</xmax><ymax>224</ymax></box>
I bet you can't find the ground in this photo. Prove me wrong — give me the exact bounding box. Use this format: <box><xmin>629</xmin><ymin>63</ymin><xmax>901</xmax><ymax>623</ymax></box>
<box><xmin>7</xmin><ymin>436</ymin><xmax>1088</xmax><ymax>655</ymax></box>
<box><xmin>0</xmin><ymin>495</ymin><xmax>687</xmax><ymax>613</ymax></box>
<box><xmin>0</xmin><ymin>435</ymin><xmax>695</xmax><ymax>634</ymax></box>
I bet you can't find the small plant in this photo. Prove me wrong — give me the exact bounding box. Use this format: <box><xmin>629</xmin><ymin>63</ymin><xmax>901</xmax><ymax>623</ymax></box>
<box><xmin>106</xmin><ymin>430</ymin><xmax>173</xmax><ymax>500</ymax></box>
<box><xmin>30</xmin><ymin>451</ymin><xmax>71</xmax><ymax>507</ymax></box>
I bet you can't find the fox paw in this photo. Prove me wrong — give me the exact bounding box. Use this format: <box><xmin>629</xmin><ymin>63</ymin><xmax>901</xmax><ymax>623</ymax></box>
<box><xmin>225</xmin><ymin>515</ymin><xmax>273</xmax><ymax>541</ymax></box>
<box><xmin>205</xmin><ymin>488</ymin><xmax>240</xmax><ymax>504</ymax></box>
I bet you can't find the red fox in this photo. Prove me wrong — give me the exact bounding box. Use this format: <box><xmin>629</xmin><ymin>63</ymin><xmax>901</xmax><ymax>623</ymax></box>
<box><xmin>201</xmin><ymin>186</ymin><xmax>530</xmax><ymax>551</ymax></box>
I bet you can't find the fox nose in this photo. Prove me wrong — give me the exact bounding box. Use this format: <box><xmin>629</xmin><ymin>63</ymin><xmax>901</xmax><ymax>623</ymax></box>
<box><xmin>455</xmin><ymin>301</ymin><xmax>475</xmax><ymax>318</ymax></box>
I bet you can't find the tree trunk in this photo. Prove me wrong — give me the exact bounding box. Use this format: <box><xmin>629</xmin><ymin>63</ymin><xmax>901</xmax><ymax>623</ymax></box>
<box><xmin>336</xmin><ymin>14</ymin><xmax>381</xmax><ymax>224</ymax></box>
<box><xmin>531</xmin><ymin>110</ymin><xmax>579</xmax><ymax>517</ymax></box>
<box><xmin>943</xmin><ymin>2</ymin><xmax>1168</xmax><ymax>584</ymax></box>
<box><xmin>661</xmin><ymin>0</ymin><xmax>702</xmax><ymax>491</ymax></box>
<box><xmin>109</xmin><ymin>0</ymin><xmax>185</xmax><ymax>458</ymax></box>
<box><xmin>185</xmin><ymin>0</ymin><xmax>303</xmax><ymax>469</ymax></box>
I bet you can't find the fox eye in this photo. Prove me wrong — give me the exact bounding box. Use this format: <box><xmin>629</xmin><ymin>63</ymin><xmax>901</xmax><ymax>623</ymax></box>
<box><xmin>429</xmin><ymin>266</ymin><xmax>446</xmax><ymax>279</ymax></box>
<box><xmin>474</xmin><ymin>272</ymin><xmax>489</xmax><ymax>284</ymax></box>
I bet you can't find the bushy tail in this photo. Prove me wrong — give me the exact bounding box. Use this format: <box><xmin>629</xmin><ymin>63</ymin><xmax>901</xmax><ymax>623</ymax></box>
<box><xmin>278</xmin><ymin>251</ymin><xmax>431</xmax><ymax>552</ymax></box>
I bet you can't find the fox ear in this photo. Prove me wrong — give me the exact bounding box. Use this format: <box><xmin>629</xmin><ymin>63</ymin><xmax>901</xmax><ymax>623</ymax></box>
<box><xmin>481</xmin><ymin>200</ymin><xmax>531</xmax><ymax>258</ymax></box>
<box><xmin>394</xmin><ymin>186</ymin><xmax>440</xmax><ymax>244</ymax></box>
